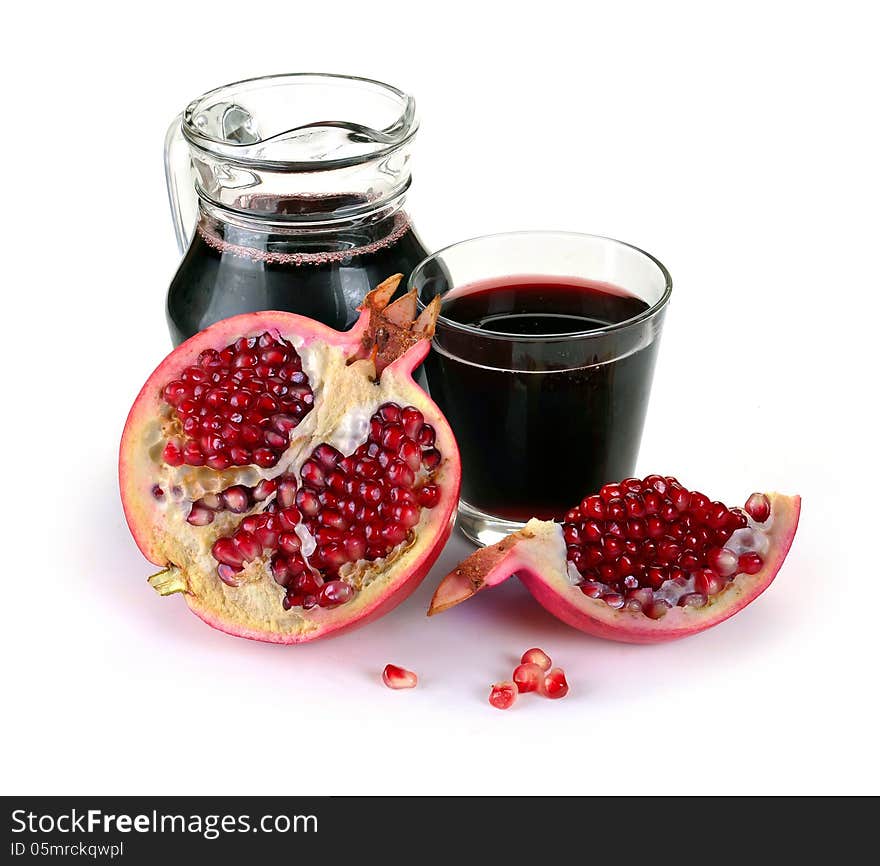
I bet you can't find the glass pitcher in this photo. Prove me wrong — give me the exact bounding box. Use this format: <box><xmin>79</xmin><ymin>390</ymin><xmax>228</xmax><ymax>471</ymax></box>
<box><xmin>164</xmin><ymin>73</ymin><xmax>428</xmax><ymax>345</ymax></box>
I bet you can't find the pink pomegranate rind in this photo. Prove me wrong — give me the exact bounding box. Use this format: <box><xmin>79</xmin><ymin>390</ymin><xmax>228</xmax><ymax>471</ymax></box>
<box><xmin>120</xmin><ymin>280</ymin><xmax>460</xmax><ymax>644</ymax></box>
<box><xmin>430</xmin><ymin>491</ymin><xmax>800</xmax><ymax>644</ymax></box>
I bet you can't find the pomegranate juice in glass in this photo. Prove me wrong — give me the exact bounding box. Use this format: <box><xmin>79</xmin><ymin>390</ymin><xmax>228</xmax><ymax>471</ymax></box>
<box><xmin>410</xmin><ymin>232</ymin><xmax>672</xmax><ymax>545</ymax></box>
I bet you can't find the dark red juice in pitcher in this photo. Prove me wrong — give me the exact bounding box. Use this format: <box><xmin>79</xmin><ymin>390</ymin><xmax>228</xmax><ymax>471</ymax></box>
<box><xmin>424</xmin><ymin>276</ymin><xmax>657</xmax><ymax>521</ymax></box>
<box><xmin>167</xmin><ymin>196</ymin><xmax>427</xmax><ymax>344</ymax></box>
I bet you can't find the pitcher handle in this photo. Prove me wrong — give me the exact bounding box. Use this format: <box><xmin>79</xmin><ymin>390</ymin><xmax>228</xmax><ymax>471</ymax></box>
<box><xmin>164</xmin><ymin>114</ymin><xmax>198</xmax><ymax>254</ymax></box>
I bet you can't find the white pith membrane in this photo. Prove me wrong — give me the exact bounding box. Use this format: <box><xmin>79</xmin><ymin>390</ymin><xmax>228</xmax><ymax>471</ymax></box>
<box><xmin>127</xmin><ymin>326</ymin><xmax>457</xmax><ymax>641</ymax></box>
<box><xmin>430</xmin><ymin>490</ymin><xmax>799</xmax><ymax>641</ymax></box>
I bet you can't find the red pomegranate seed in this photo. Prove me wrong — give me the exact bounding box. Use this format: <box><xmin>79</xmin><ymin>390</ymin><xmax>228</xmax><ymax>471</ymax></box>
<box><xmin>738</xmin><ymin>552</ymin><xmax>764</xmax><ymax>574</ymax></box>
<box><xmin>401</xmin><ymin>407</ymin><xmax>424</xmax><ymax>439</ymax></box>
<box><xmin>162</xmin><ymin>441</ymin><xmax>184</xmax><ymax>466</ymax></box>
<box><xmin>707</xmin><ymin>546</ymin><xmax>739</xmax><ymax>577</ymax></box>
<box><xmin>343</xmin><ymin>532</ymin><xmax>367</xmax><ymax>561</ymax></box>
<box><xmin>513</xmin><ymin>662</ymin><xmax>544</xmax><ymax>693</ymax></box>
<box><xmin>212</xmin><ymin>537</ymin><xmax>244</xmax><ymax>567</ymax></box>
<box><xmin>221</xmin><ymin>485</ymin><xmax>251</xmax><ymax>513</ymax></box>
<box><xmin>278</xmin><ymin>507</ymin><xmax>302</xmax><ymax>531</ymax></box>
<box><xmin>186</xmin><ymin>504</ymin><xmax>215</xmax><ymax>526</ymax></box>
<box><xmin>542</xmin><ymin>668</ymin><xmax>569</xmax><ymax>699</ymax></box>
<box><xmin>386</xmin><ymin>460</ymin><xmax>415</xmax><ymax>487</ymax></box>
<box><xmin>417</xmin><ymin>425</ymin><xmax>436</xmax><ymax>447</ymax></box>
<box><xmin>271</xmin><ymin>556</ymin><xmax>294</xmax><ymax>586</ymax></box>
<box><xmin>422</xmin><ymin>449</ymin><xmax>441</xmax><ymax>470</ymax></box>
<box><xmin>255</xmin><ymin>525</ymin><xmax>279</xmax><ymax>550</ymax></box>
<box><xmin>382</xmin><ymin>664</ymin><xmax>418</xmax><ymax>690</ymax></box>
<box><xmin>319</xmin><ymin>543</ymin><xmax>348</xmax><ymax>570</ymax></box>
<box><xmin>488</xmin><ymin>681</ymin><xmax>518</xmax><ymax>710</ymax></box>
<box><xmin>314</xmin><ymin>527</ymin><xmax>342</xmax><ymax>545</ymax></box>
<box><xmin>606</xmin><ymin>498</ymin><xmax>626</xmax><ymax>521</ymax></box>
<box><xmin>232</xmin><ymin>531</ymin><xmax>261</xmax><ymax>561</ymax></box>
<box><xmin>629</xmin><ymin>587</ymin><xmax>654</xmax><ymax>606</ymax></box>
<box><xmin>694</xmin><ymin>568</ymin><xmax>724</xmax><ymax>596</ymax></box>
<box><xmin>381</xmin><ymin>425</ymin><xmax>405</xmax><ymax>451</ymax></box>
<box><xmin>252</xmin><ymin>448</ymin><xmax>276</xmax><ymax>468</ymax></box>
<box><xmin>278</xmin><ymin>533</ymin><xmax>302</xmax><ymax>555</ymax></box>
<box><xmin>318</xmin><ymin>579</ymin><xmax>354</xmax><ymax>608</ymax></box>
<box><xmin>624</xmin><ymin>493</ymin><xmax>645</xmax><ymax>517</ymax></box>
<box><xmin>394</xmin><ymin>504</ymin><xmax>421</xmax><ymax>528</ymax></box>
<box><xmin>314</xmin><ymin>443</ymin><xmax>342</xmax><ymax>469</ymax></box>
<box><xmin>300</xmin><ymin>460</ymin><xmax>325</xmax><ymax>488</ymax></box>
<box><xmin>582</xmin><ymin>521</ymin><xmax>603</xmax><ymax>543</ymax></box>
<box><xmin>380</xmin><ymin>522</ymin><xmax>407</xmax><ymax>546</ymax></box>
<box><xmin>399</xmin><ymin>439</ymin><xmax>422</xmax><ymax>471</ymax></box>
<box><xmin>644</xmin><ymin>600</ymin><xmax>671</xmax><ymax>619</ymax></box>
<box><xmin>379</xmin><ymin>403</ymin><xmax>401</xmax><ymax>423</ymax></box>
<box><xmin>293</xmin><ymin>572</ymin><xmax>323</xmax><ymax>596</ymax></box>
<box><xmin>642</xmin><ymin>490</ymin><xmax>662</xmax><ymax>514</ymax></box>
<box><xmin>582</xmin><ymin>495</ymin><xmax>605</xmax><ymax>519</ymax></box>
<box><xmin>602</xmin><ymin>535</ymin><xmax>624</xmax><ymax>557</ymax></box>
<box><xmin>296</xmin><ymin>489</ymin><xmax>320</xmax><ymax>516</ymax></box>
<box><xmin>217</xmin><ymin>563</ymin><xmax>243</xmax><ymax>586</ymax></box>
<box><xmin>744</xmin><ymin>492</ymin><xmax>771</xmax><ymax>523</ymax></box>
<box><xmin>600</xmin><ymin>482</ymin><xmax>622</xmax><ymax>501</ymax></box>
<box><xmin>679</xmin><ymin>592</ymin><xmax>708</xmax><ymax>608</ymax></box>
<box><xmin>521</xmin><ymin>650</ymin><xmax>552</xmax><ymax>671</ymax></box>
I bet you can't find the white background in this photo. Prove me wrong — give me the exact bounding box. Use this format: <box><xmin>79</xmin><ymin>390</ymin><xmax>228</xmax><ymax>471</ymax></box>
<box><xmin>2</xmin><ymin>0</ymin><xmax>877</xmax><ymax>795</ymax></box>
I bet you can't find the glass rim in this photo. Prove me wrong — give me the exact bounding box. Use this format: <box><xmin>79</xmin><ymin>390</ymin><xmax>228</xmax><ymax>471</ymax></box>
<box><xmin>411</xmin><ymin>231</ymin><xmax>673</xmax><ymax>343</ymax></box>
<box><xmin>181</xmin><ymin>72</ymin><xmax>419</xmax><ymax>172</ymax></box>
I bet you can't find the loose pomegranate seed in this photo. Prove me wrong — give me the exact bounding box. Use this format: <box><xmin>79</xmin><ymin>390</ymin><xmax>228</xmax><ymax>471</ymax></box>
<box><xmin>513</xmin><ymin>663</ymin><xmax>544</xmax><ymax>693</ymax></box>
<box><xmin>542</xmin><ymin>668</ymin><xmax>569</xmax><ymax>699</ymax></box>
<box><xmin>382</xmin><ymin>664</ymin><xmax>418</xmax><ymax>690</ymax></box>
<box><xmin>488</xmin><ymin>681</ymin><xmax>518</xmax><ymax>710</ymax></box>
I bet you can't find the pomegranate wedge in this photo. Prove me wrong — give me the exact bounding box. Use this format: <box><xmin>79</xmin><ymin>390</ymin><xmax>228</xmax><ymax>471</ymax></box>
<box><xmin>429</xmin><ymin>477</ymin><xmax>800</xmax><ymax>643</ymax></box>
<box><xmin>120</xmin><ymin>277</ymin><xmax>460</xmax><ymax>643</ymax></box>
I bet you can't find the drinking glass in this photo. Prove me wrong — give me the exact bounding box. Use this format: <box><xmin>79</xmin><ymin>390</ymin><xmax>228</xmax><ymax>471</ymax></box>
<box><xmin>410</xmin><ymin>232</ymin><xmax>672</xmax><ymax>545</ymax></box>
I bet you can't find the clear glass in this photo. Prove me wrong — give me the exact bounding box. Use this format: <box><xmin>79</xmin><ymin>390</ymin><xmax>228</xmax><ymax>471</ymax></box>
<box><xmin>410</xmin><ymin>232</ymin><xmax>672</xmax><ymax>546</ymax></box>
<box><xmin>163</xmin><ymin>73</ymin><xmax>425</xmax><ymax>344</ymax></box>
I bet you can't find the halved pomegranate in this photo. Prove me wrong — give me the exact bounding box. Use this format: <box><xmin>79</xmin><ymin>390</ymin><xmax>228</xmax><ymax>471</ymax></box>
<box><xmin>429</xmin><ymin>476</ymin><xmax>800</xmax><ymax>643</ymax></box>
<box><xmin>120</xmin><ymin>277</ymin><xmax>460</xmax><ymax>643</ymax></box>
